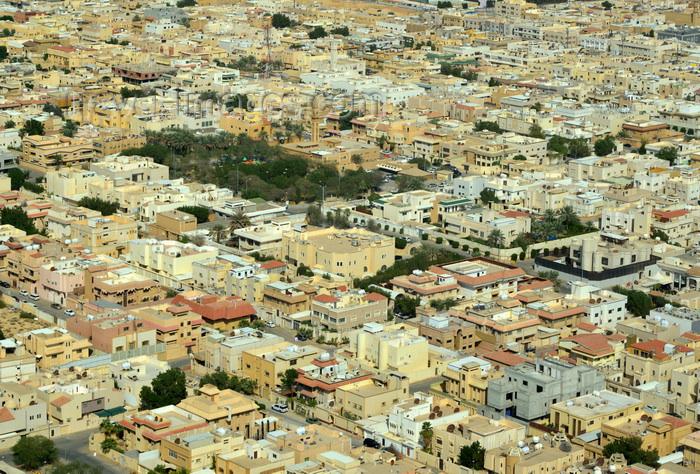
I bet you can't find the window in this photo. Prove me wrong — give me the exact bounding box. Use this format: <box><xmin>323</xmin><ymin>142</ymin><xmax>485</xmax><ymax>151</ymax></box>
<box><xmin>168</xmin><ymin>450</ymin><xmax>178</xmax><ymax>459</ymax></box>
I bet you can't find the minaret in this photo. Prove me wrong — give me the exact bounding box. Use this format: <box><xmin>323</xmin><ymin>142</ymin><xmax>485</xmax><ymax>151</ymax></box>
<box><xmin>330</xmin><ymin>40</ymin><xmax>338</xmax><ymax>73</ymax></box>
<box><xmin>311</xmin><ymin>113</ymin><xmax>320</xmax><ymax>143</ymax></box>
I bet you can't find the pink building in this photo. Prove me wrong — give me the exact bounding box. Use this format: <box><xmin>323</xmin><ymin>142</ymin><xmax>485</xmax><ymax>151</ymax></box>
<box><xmin>67</xmin><ymin>311</ymin><xmax>157</xmax><ymax>354</ymax></box>
<box><xmin>39</xmin><ymin>259</ymin><xmax>85</xmax><ymax>305</ymax></box>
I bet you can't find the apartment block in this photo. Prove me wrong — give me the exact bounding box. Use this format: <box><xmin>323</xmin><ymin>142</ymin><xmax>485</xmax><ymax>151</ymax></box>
<box><xmin>67</xmin><ymin>311</ymin><xmax>157</xmax><ymax>354</ymax></box>
<box><xmin>20</xmin><ymin>135</ymin><xmax>95</xmax><ymax>172</ymax></box>
<box><xmin>487</xmin><ymin>359</ymin><xmax>604</xmax><ymax>421</ymax></box>
<box><xmin>177</xmin><ymin>385</ymin><xmax>260</xmax><ymax>437</ymax></box>
<box><xmin>150</xmin><ymin>210</ymin><xmax>198</xmax><ymax>241</ymax></box>
<box><xmin>192</xmin><ymin>328</ymin><xmax>284</xmax><ymax>376</ymax></box>
<box><xmin>282</xmin><ymin>226</ymin><xmax>395</xmax><ymax>278</ymax></box>
<box><xmin>334</xmin><ymin>371</ymin><xmax>410</xmax><ymax>419</ymax></box>
<box><xmin>71</xmin><ymin>215</ymin><xmax>137</xmax><ymax>257</ymax></box>
<box><xmin>311</xmin><ymin>290</ymin><xmax>389</xmax><ymax>333</ymax></box>
<box><xmin>90</xmin><ymin>155</ymin><xmax>168</xmax><ymax>182</ymax></box>
<box><xmin>241</xmin><ymin>342</ymin><xmax>319</xmax><ymax>398</ymax></box>
<box><xmin>14</xmin><ymin>327</ymin><xmax>92</xmax><ymax>369</ymax></box>
<box><xmin>550</xmin><ymin>390</ymin><xmax>643</xmax><ymax>437</ymax></box>
<box><xmin>84</xmin><ymin>264</ymin><xmax>164</xmax><ymax>307</ymax></box>
<box><xmin>129</xmin><ymin>303</ymin><xmax>205</xmax><ymax>360</ymax></box>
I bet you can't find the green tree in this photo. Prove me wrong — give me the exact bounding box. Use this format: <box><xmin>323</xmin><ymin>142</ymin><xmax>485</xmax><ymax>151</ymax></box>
<box><xmin>474</xmin><ymin>121</ymin><xmax>502</xmax><ymax>133</ymax></box>
<box><xmin>626</xmin><ymin>290</ymin><xmax>653</xmax><ymax>317</ymax></box>
<box><xmin>61</xmin><ymin>119</ymin><xmax>79</xmax><ymax>137</ymax></box>
<box><xmin>8</xmin><ymin>167</ymin><xmax>28</xmax><ymax>190</ymax></box>
<box><xmin>50</xmin><ymin>461</ymin><xmax>103</xmax><ymax>474</ymax></box>
<box><xmin>0</xmin><ymin>46</ymin><xmax>7</xmax><ymax>61</ymax></box>
<box><xmin>198</xmin><ymin>91</ymin><xmax>219</xmax><ymax>102</ymax></box>
<box><xmin>139</xmin><ymin>368</ymin><xmax>187</xmax><ymax>410</ymax></box>
<box><xmin>480</xmin><ymin>188</ymin><xmax>499</xmax><ymax>204</ymax></box>
<box><xmin>420</xmin><ymin>421</ymin><xmax>434</xmax><ymax>451</ymax></box>
<box><xmin>486</xmin><ymin>229</ymin><xmax>505</xmax><ymax>248</ymax></box>
<box><xmin>397</xmin><ymin>176</ymin><xmax>423</xmax><ymax>192</ymax></box>
<box><xmin>3</xmin><ymin>119</ymin><xmax>15</xmax><ymax>128</ymax></box>
<box><xmin>330</xmin><ymin>26</ymin><xmax>350</xmax><ymax>36</ymax></box>
<box><xmin>547</xmin><ymin>135</ymin><xmax>569</xmax><ymax>155</ymax></box>
<box><xmin>458</xmin><ymin>441</ymin><xmax>485</xmax><ymax>469</ymax></box>
<box><xmin>100</xmin><ymin>437</ymin><xmax>119</xmax><ymax>453</ymax></box>
<box><xmin>308</xmin><ymin>26</ymin><xmax>328</xmax><ymax>39</ymax></box>
<box><xmin>176</xmin><ymin>205</ymin><xmax>210</xmax><ymax>224</ymax></box>
<box><xmin>271</xmin><ymin>13</ymin><xmax>292</xmax><ymax>28</ymax></box>
<box><xmin>0</xmin><ymin>206</ymin><xmax>39</xmax><ymax>234</ymax></box>
<box><xmin>568</xmin><ymin>138</ymin><xmax>589</xmax><ymax>158</ymax></box>
<box><xmin>395</xmin><ymin>237</ymin><xmax>407</xmax><ymax>249</ymax></box>
<box><xmin>77</xmin><ymin>197</ymin><xmax>119</xmax><ymax>216</ymax></box>
<box><xmin>43</xmin><ymin>103</ymin><xmax>63</xmax><ymax>118</ymax></box>
<box><xmin>12</xmin><ymin>435</ymin><xmax>58</xmax><ymax>470</ymax></box>
<box><xmin>394</xmin><ymin>294</ymin><xmax>421</xmax><ymax>317</ymax></box>
<box><xmin>281</xmin><ymin>368</ymin><xmax>299</xmax><ymax>392</ymax></box>
<box><xmin>538</xmin><ymin>270</ymin><xmax>561</xmax><ymax>290</ymax></box>
<box><xmin>199</xmin><ymin>371</ymin><xmax>230</xmax><ymax>390</ymax></box>
<box><xmin>529</xmin><ymin>123</ymin><xmax>545</xmax><ymax>139</ymax></box>
<box><xmin>594</xmin><ymin>135</ymin><xmax>616</xmax><ymax>157</ymax></box>
<box><xmin>20</xmin><ymin>118</ymin><xmax>44</xmax><ymax>137</ymax></box>
<box><xmin>176</xmin><ymin>0</ymin><xmax>196</xmax><ymax>6</ymax></box>
<box><xmin>656</xmin><ymin>146</ymin><xmax>678</xmax><ymax>165</ymax></box>
<box><xmin>602</xmin><ymin>436</ymin><xmax>659</xmax><ymax>468</ymax></box>
<box><xmin>601</xmin><ymin>0</ymin><xmax>613</xmax><ymax>9</ymax></box>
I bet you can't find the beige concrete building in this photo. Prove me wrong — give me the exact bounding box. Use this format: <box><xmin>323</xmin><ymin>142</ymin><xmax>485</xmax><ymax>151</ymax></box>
<box><xmin>550</xmin><ymin>390</ymin><xmax>643</xmax><ymax>437</ymax></box>
<box><xmin>485</xmin><ymin>433</ymin><xmax>585</xmax><ymax>474</ymax></box>
<box><xmin>602</xmin><ymin>413</ymin><xmax>692</xmax><ymax>458</ymax></box>
<box><xmin>70</xmin><ymin>215</ymin><xmax>137</xmax><ymax>257</ymax></box>
<box><xmin>90</xmin><ymin>154</ymin><xmax>168</xmax><ymax>182</ymax></box>
<box><xmin>20</xmin><ymin>135</ymin><xmax>95</xmax><ymax>172</ymax></box>
<box><xmin>335</xmin><ymin>371</ymin><xmax>410</xmax><ymax>419</ymax></box>
<box><xmin>150</xmin><ymin>210</ymin><xmax>198</xmax><ymax>241</ymax></box>
<box><xmin>282</xmin><ymin>226</ymin><xmax>394</xmax><ymax>278</ymax></box>
<box><xmin>241</xmin><ymin>342</ymin><xmax>318</xmax><ymax>398</ymax></box>
<box><xmin>14</xmin><ymin>327</ymin><xmax>91</xmax><ymax>369</ymax></box>
<box><xmin>311</xmin><ymin>290</ymin><xmax>389</xmax><ymax>333</ymax></box>
<box><xmin>177</xmin><ymin>385</ymin><xmax>261</xmax><ymax>438</ymax></box>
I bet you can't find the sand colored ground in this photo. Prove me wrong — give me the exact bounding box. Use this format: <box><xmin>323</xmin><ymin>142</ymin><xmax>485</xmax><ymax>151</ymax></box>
<box><xmin>0</xmin><ymin>306</ymin><xmax>50</xmax><ymax>338</ymax></box>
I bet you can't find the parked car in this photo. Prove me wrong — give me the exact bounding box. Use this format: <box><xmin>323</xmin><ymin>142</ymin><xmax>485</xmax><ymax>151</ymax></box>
<box><xmin>0</xmin><ymin>282</ymin><xmax>10</xmax><ymax>288</ymax></box>
<box><xmin>271</xmin><ymin>403</ymin><xmax>289</xmax><ymax>413</ymax></box>
<box><xmin>296</xmin><ymin>333</ymin><xmax>308</xmax><ymax>341</ymax></box>
<box><xmin>305</xmin><ymin>417</ymin><xmax>319</xmax><ymax>424</ymax></box>
<box><xmin>363</xmin><ymin>438</ymin><xmax>382</xmax><ymax>449</ymax></box>
<box><xmin>29</xmin><ymin>294</ymin><xmax>39</xmax><ymax>301</ymax></box>
<box><xmin>19</xmin><ymin>290</ymin><xmax>28</xmax><ymax>297</ymax></box>
<box><xmin>265</xmin><ymin>321</ymin><xmax>276</xmax><ymax>328</ymax></box>
<box><xmin>51</xmin><ymin>303</ymin><xmax>61</xmax><ymax>310</ymax></box>
<box><xmin>64</xmin><ymin>309</ymin><xmax>75</xmax><ymax>316</ymax></box>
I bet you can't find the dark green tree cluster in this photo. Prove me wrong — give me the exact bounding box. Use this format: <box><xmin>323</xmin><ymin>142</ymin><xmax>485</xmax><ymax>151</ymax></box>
<box><xmin>271</xmin><ymin>13</ymin><xmax>292</xmax><ymax>28</ymax></box>
<box><xmin>12</xmin><ymin>436</ymin><xmax>58</xmax><ymax>470</ymax></box>
<box><xmin>330</xmin><ymin>26</ymin><xmax>350</xmax><ymax>36</ymax></box>
<box><xmin>656</xmin><ymin>146</ymin><xmax>678</xmax><ymax>165</ymax></box>
<box><xmin>439</xmin><ymin>64</ymin><xmax>478</xmax><ymax>80</ymax></box>
<box><xmin>62</xmin><ymin>119</ymin><xmax>79</xmax><ymax>137</ymax></box>
<box><xmin>480</xmin><ymin>189</ymin><xmax>499</xmax><ymax>204</ymax></box>
<box><xmin>121</xmin><ymin>143</ymin><xmax>171</xmax><ymax>163</ymax></box>
<box><xmin>429</xmin><ymin>297</ymin><xmax>458</xmax><ymax>311</ymax></box>
<box><xmin>176</xmin><ymin>205</ymin><xmax>210</xmax><ymax>223</ymax></box>
<box><xmin>458</xmin><ymin>441</ymin><xmax>485</xmax><ymax>470</ymax></box>
<box><xmin>594</xmin><ymin>135</ymin><xmax>616</xmax><ymax>156</ymax></box>
<box><xmin>140</xmin><ymin>368</ymin><xmax>187</xmax><ymax>409</ymax></box>
<box><xmin>394</xmin><ymin>295</ymin><xmax>421</xmax><ymax>317</ymax></box>
<box><xmin>475</xmin><ymin>121</ymin><xmax>502</xmax><ymax>133</ymax></box>
<box><xmin>308</xmin><ymin>26</ymin><xmax>328</xmax><ymax>39</ymax></box>
<box><xmin>199</xmin><ymin>371</ymin><xmax>257</xmax><ymax>395</ymax></box>
<box><xmin>602</xmin><ymin>436</ymin><xmax>659</xmax><ymax>468</ymax></box>
<box><xmin>78</xmin><ymin>197</ymin><xmax>119</xmax><ymax>216</ymax></box>
<box><xmin>42</xmin><ymin>103</ymin><xmax>63</xmax><ymax>118</ymax></box>
<box><xmin>1</xmin><ymin>206</ymin><xmax>39</xmax><ymax>234</ymax></box>
<box><xmin>437</xmin><ymin>1</ymin><xmax>453</xmax><ymax>7</ymax></box>
<box><xmin>547</xmin><ymin>136</ymin><xmax>590</xmax><ymax>158</ymax></box>
<box><xmin>353</xmin><ymin>247</ymin><xmax>461</xmax><ymax>290</ymax></box>
<box><xmin>176</xmin><ymin>0</ymin><xmax>196</xmax><ymax>6</ymax></box>
<box><xmin>20</xmin><ymin>118</ymin><xmax>44</xmax><ymax>137</ymax></box>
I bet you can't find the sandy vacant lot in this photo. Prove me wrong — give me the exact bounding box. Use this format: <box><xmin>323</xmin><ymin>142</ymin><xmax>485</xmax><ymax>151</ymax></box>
<box><xmin>0</xmin><ymin>307</ymin><xmax>50</xmax><ymax>338</ymax></box>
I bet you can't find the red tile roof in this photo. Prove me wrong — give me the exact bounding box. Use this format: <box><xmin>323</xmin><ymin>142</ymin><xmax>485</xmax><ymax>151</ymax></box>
<box><xmin>314</xmin><ymin>294</ymin><xmax>340</xmax><ymax>304</ymax></box>
<box><xmin>482</xmin><ymin>351</ymin><xmax>528</xmax><ymax>367</ymax></box>
<box><xmin>0</xmin><ymin>407</ymin><xmax>15</xmax><ymax>423</ymax></box>
<box><xmin>261</xmin><ymin>260</ymin><xmax>286</xmax><ymax>269</ymax></box>
<box><xmin>171</xmin><ymin>294</ymin><xmax>255</xmax><ymax>322</ymax></box>
<box><xmin>364</xmin><ymin>292</ymin><xmax>388</xmax><ymax>302</ymax></box>
<box><xmin>51</xmin><ymin>395</ymin><xmax>72</xmax><ymax>408</ymax></box>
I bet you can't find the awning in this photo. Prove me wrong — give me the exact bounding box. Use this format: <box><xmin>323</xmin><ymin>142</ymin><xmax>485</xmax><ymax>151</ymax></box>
<box><xmin>96</xmin><ymin>406</ymin><xmax>127</xmax><ymax>417</ymax></box>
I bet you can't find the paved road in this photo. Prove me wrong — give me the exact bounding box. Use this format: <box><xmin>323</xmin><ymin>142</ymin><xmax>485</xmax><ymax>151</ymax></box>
<box><xmin>410</xmin><ymin>376</ymin><xmax>443</xmax><ymax>396</ymax></box>
<box><xmin>0</xmin><ymin>284</ymin><xmax>71</xmax><ymax>324</ymax></box>
<box><xmin>0</xmin><ymin>429</ymin><xmax>123</xmax><ymax>474</ymax></box>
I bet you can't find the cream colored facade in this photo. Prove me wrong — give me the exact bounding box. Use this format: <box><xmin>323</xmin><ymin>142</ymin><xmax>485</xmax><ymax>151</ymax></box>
<box><xmin>14</xmin><ymin>327</ymin><xmax>92</xmax><ymax>369</ymax></box>
<box><xmin>70</xmin><ymin>215</ymin><xmax>137</xmax><ymax>257</ymax></box>
<box><xmin>335</xmin><ymin>372</ymin><xmax>410</xmax><ymax>419</ymax></box>
<box><xmin>550</xmin><ymin>390</ymin><xmax>643</xmax><ymax>437</ymax></box>
<box><xmin>241</xmin><ymin>342</ymin><xmax>318</xmax><ymax>399</ymax></box>
<box><xmin>282</xmin><ymin>226</ymin><xmax>394</xmax><ymax>278</ymax></box>
<box><xmin>20</xmin><ymin>135</ymin><xmax>95</xmax><ymax>172</ymax></box>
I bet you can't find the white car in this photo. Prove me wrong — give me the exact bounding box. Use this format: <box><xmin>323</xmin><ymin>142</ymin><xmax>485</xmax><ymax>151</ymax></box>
<box><xmin>265</xmin><ymin>321</ymin><xmax>276</xmax><ymax>328</ymax></box>
<box><xmin>64</xmin><ymin>309</ymin><xmax>75</xmax><ymax>316</ymax></box>
<box><xmin>271</xmin><ymin>403</ymin><xmax>289</xmax><ymax>413</ymax></box>
<box><xmin>19</xmin><ymin>290</ymin><xmax>28</xmax><ymax>297</ymax></box>
<box><xmin>29</xmin><ymin>294</ymin><xmax>39</xmax><ymax>301</ymax></box>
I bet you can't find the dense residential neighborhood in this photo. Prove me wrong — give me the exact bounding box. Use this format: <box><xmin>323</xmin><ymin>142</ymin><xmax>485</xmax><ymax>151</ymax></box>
<box><xmin>0</xmin><ymin>0</ymin><xmax>699</xmax><ymax>473</ymax></box>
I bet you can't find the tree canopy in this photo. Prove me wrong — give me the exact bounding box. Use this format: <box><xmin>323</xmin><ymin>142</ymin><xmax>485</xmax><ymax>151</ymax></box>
<box><xmin>308</xmin><ymin>26</ymin><xmax>327</xmax><ymax>39</ymax></box>
<box><xmin>176</xmin><ymin>205</ymin><xmax>210</xmax><ymax>224</ymax></box>
<box><xmin>199</xmin><ymin>371</ymin><xmax>257</xmax><ymax>395</ymax></box>
<box><xmin>1</xmin><ymin>206</ymin><xmax>39</xmax><ymax>234</ymax></box>
<box><xmin>77</xmin><ymin>197</ymin><xmax>119</xmax><ymax>216</ymax></box>
<box><xmin>656</xmin><ymin>146</ymin><xmax>678</xmax><ymax>166</ymax></box>
<box><xmin>271</xmin><ymin>13</ymin><xmax>292</xmax><ymax>28</ymax></box>
<box><xmin>139</xmin><ymin>368</ymin><xmax>187</xmax><ymax>410</ymax></box>
<box><xmin>602</xmin><ymin>436</ymin><xmax>659</xmax><ymax>468</ymax></box>
<box><xmin>12</xmin><ymin>435</ymin><xmax>58</xmax><ymax>470</ymax></box>
<box><xmin>458</xmin><ymin>441</ymin><xmax>485</xmax><ymax>469</ymax></box>
<box><xmin>594</xmin><ymin>136</ymin><xmax>616</xmax><ymax>157</ymax></box>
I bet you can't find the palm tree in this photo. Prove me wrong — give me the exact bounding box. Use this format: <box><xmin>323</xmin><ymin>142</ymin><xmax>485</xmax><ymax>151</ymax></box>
<box><xmin>293</xmin><ymin>124</ymin><xmax>304</xmax><ymax>141</ymax></box>
<box><xmin>420</xmin><ymin>421</ymin><xmax>434</xmax><ymax>451</ymax></box>
<box><xmin>273</xmin><ymin>131</ymin><xmax>285</xmax><ymax>143</ymax></box>
<box><xmin>486</xmin><ymin>229</ymin><xmax>505</xmax><ymax>248</ymax></box>
<box><xmin>258</xmin><ymin>130</ymin><xmax>269</xmax><ymax>142</ymax></box>
<box><xmin>284</xmin><ymin>130</ymin><xmax>293</xmax><ymax>143</ymax></box>
<box><xmin>100</xmin><ymin>437</ymin><xmax>119</xmax><ymax>453</ymax></box>
<box><xmin>543</xmin><ymin>208</ymin><xmax>557</xmax><ymax>224</ymax></box>
<box><xmin>211</xmin><ymin>224</ymin><xmax>226</xmax><ymax>242</ymax></box>
<box><xmin>351</xmin><ymin>154</ymin><xmax>363</xmax><ymax>165</ymax></box>
<box><xmin>236</xmin><ymin>133</ymin><xmax>248</xmax><ymax>145</ymax></box>
<box><xmin>558</xmin><ymin>205</ymin><xmax>579</xmax><ymax>231</ymax></box>
<box><xmin>228</xmin><ymin>211</ymin><xmax>251</xmax><ymax>234</ymax></box>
